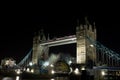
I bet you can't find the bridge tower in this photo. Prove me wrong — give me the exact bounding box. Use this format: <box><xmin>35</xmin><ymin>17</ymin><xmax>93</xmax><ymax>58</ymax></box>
<box><xmin>32</xmin><ymin>30</ymin><xmax>49</xmax><ymax>65</ymax></box>
<box><xmin>76</xmin><ymin>17</ymin><xmax>96</xmax><ymax>69</ymax></box>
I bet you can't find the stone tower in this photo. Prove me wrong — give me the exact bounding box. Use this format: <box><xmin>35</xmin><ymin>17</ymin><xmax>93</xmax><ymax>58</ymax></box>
<box><xmin>76</xmin><ymin>17</ymin><xmax>96</xmax><ymax>69</ymax></box>
<box><xmin>32</xmin><ymin>30</ymin><xmax>48</xmax><ymax>65</ymax></box>
<box><xmin>32</xmin><ymin>31</ymin><xmax>40</xmax><ymax>65</ymax></box>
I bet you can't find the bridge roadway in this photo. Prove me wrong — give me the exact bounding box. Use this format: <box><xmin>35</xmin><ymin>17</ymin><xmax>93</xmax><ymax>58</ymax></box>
<box><xmin>40</xmin><ymin>35</ymin><xmax>76</xmax><ymax>47</ymax></box>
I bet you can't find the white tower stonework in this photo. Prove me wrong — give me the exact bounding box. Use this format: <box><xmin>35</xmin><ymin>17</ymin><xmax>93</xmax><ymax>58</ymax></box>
<box><xmin>76</xmin><ymin>18</ymin><xmax>96</xmax><ymax>68</ymax></box>
<box><xmin>32</xmin><ymin>32</ymin><xmax>40</xmax><ymax>64</ymax></box>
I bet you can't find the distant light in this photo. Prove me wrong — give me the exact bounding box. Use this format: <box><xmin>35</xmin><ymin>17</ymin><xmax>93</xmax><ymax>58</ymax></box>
<box><xmin>50</xmin><ymin>64</ymin><xmax>54</xmax><ymax>67</ymax></box>
<box><xmin>68</xmin><ymin>60</ymin><xmax>72</xmax><ymax>65</ymax></box>
<box><xmin>16</xmin><ymin>69</ymin><xmax>21</xmax><ymax>74</ymax></box>
<box><xmin>51</xmin><ymin>78</ymin><xmax>55</xmax><ymax>80</ymax></box>
<box><xmin>81</xmin><ymin>67</ymin><xmax>85</xmax><ymax>70</ymax></box>
<box><xmin>31</xmin><ymin>69</ymin><xmax>34</xmax><ymax>73</ymax></box>
<box><xmin>51</xmin><ymin>70</ymin><xmax>55</xmax><ymax>74</ymax></box>
<box><xmin>101</xmin><ymin>70</ymin><xmax>105</xmax><ymax>76</ymax></box>
<box><xmin>90</xmin><ymin>44</ymin><xmax>94</xmax><ymax>47</ymax></box>
<box><xmin>74</xmin><ymin>68</ymin><xmax>80</xmax><ymax>75</ymax></box>
<box><xmin>26</xmin><ymin>68</ymin><xmax>30</xmax><ymax>72</ymax></box>
<box><xmin>43</xmin><ymin>61</ymin><xmax>49</xmax><ymax>67</ymax></box>
<box><xmin>29</xmin><ymin>62</ymin><xmax>33</xmax><ymax>66</ymax></box>
<box><xmin>16</xmin><ymin>76</ymin><xmax>20</xmax><ymax>80</ymax></box>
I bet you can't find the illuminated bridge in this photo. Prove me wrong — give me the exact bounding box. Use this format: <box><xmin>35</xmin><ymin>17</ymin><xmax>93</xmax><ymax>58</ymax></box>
<box><xmin>40</xmin><ymin>35</ymin><xmax>76</xmax><ymax>47</ymax></box>
<box><xmin>16</xmin><ymin>18</ymin><xmax>120</xmax><ymax>80</ymax></box>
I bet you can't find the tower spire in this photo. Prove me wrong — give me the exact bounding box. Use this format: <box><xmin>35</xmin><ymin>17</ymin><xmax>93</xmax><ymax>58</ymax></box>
<box><xmin>47</xmin><ymin>33</ymin><xmax>50</xmax><ymax>40</ymax></box>
<box><xmin>38</xmin><ymin>30</ymin><xmax>41</xmax><ymax>40</ymax></box>
<box><xmin>41</xmin><ymin>29</ymin><xmax>46</xmax><ymax>41</ymax></box>
<box><xmin>93</xmin><ymin>22</ymin><xmax>96</xmax><ymax>29</ymax></box>
<box><xmin>85</xmin><ymin>16</ymin><xmax>89</xmax><ymax>25</ymax></box>
<box><xmin>93</xmin><ymin>21</ymin><xmax>96</xmax><ymax>34</ymax></box>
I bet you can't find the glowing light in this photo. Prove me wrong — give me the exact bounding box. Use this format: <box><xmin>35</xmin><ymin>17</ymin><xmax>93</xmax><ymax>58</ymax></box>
<box><xmin>68</xmin><ymin>60</ymin><xmax>72</xmax><ymax>65</ymax></box>
<box><xmin>43</xmin><ymin>61</ymin><xmax>49</xmax><ymax>67</ymax></box>
<box><xmin>29</xmin><ymin>62</ymin><xmax>33</xmax><ymax>66</ymax></box>
<box><xmin>74</xmin><ymin>68</ymin><xmax>80</xmax><ymax>75</ymax></box>
<box><xmin>31</xmin><ymin>69</ymin><xmax>34</xmax><ymax>73</ymax></box>
<box><xmin>16</xmin><ymin>76</ymin><xmax>20</xmax><ymax>80</ymax></box>
<box><xmin>51</xmin><ymin>70</ymin><xmax>55</xmax><ymax>74</ymax></box>
<box><xmin>26</xmin><ymin>68</ymin><xmax>30</xmax><ymax>72</ymax></box>
<box><xmin>81</xmin><ymin>67</ymin><xmax>85</xmax><ymax>70</ymax></box>
<box><xmin>5</xmin><ymin>59</ymin><xmax>16</xmax><ymax>67</ymax></box>
<box><xmin>101</xmin><ymin>70</ymin><xmax>105</xmax><ymax>76</ymax></box>
<box><xmin>50</xmin><ymin>64</ymin><xmax>54</xmax><ymax>67</ymax></box>
<box><xmin>16</xmin><ymin>69</ymin><xmax>21</xmax><ymax>74</ymax></box>
<box><xmin>5</xmin><ymin>60</ymin><xmax>9</xmax><ymax>65</ymax></box>
<box><xmin>48</xmin><ymin>54</ymin><xmax>60</xmax><ymax>64</ymax></box>
<box><xmin>42</xmin><ymin>54</ymin><xmax>60</xmax><ymax>69</ymax></box>
<box><xmin>51</xmin><ymin>78</ymin><xmax>55</xmax><ymax>80</ymax></box>
<box><xmin>90</xmin><ymin>44</ymin><xmax>94</xmax><ymax>47</ymax></box>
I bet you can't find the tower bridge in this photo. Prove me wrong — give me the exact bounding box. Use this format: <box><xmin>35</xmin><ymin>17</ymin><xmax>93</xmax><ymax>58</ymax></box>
<box><xmin>16</xmin><ymin>18</ymin><xmax>120</xmax><ymax>80</ymax></box>
<box><xmin>32</xmin><ymin>18</ymin><xmax>97</xmax><ymax>68</ymax></box>
<box><xmin>18</xmin><ymin>18</ymin><xmax>120</xmax><ymax>68</ymax></box>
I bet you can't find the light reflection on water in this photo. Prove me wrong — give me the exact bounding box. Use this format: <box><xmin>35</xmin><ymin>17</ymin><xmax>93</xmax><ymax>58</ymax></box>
<box><xmin>2</xmin><ymin>76</ymin><xmax>70</xmax><ymax>80</ymax></box>
<box><xmin>16</xmin><ymin>76</ymin><xmax>20</xmax><ymax>80</ymax></box>
<box><xmin>2</xmin><ymin>77</ymin><xmax>13</xmax><ymax>80</ymax></box>
<box><xmin>2</xmin><ymin>76</ymin><xmax>21</xmax><ymax>80</ymax></box>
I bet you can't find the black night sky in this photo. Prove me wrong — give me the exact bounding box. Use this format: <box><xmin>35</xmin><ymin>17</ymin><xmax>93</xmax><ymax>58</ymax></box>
<box><xmin>0</xmin><ymin>5</ymin><xmax>120</xmax><ymax>64</ymax></box>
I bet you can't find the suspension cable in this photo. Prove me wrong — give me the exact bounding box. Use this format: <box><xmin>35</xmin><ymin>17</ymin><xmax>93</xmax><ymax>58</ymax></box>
<box><xmin>86</xmin><ymin>36</ymin><xmax>120</xmax><ymax>66</ymax></box>
<box><xmin>17</xmin><ymin>48</ymin><xmax>32</xmax><ymax>66</ymax></box>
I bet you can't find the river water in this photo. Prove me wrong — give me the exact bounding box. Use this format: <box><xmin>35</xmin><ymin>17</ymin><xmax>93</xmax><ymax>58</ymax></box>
<box><xmin>1</xmin><ymin>75</ymin><xmax>83</xmax><ymax>80</ymax></box>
